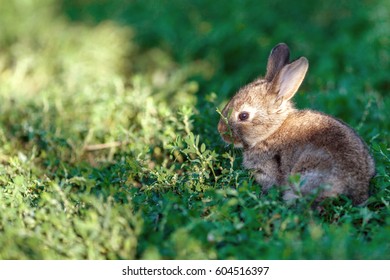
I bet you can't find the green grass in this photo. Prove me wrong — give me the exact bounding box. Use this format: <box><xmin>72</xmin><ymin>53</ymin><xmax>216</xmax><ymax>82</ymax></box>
<box><xmin>0</xmin><ymin>0</ymin><xmax>389</xmax><ymax>259</ymax></box>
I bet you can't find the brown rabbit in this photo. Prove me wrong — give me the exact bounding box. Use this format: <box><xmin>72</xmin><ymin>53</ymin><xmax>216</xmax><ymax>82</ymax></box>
<box><xmin>218</xmin><ymin>43</ymin><xmax>375</xmax><ymax>205</ymax></box>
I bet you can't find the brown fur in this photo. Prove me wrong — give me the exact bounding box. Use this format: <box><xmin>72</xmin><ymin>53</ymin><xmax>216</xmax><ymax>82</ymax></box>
<box><xmin>218</xmin><ymin>43</ymin><xmax>375</xmax><ymax>205</ymax></box>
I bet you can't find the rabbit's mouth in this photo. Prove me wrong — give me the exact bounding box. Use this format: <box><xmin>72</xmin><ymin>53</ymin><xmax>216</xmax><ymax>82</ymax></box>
<box><xmin>221</xmin><ymin>133</ymin><xmax>242</xmax><ymax>147</ymax></box>
<box><xmin>222</xmin><ymin>135</ymin><xmax>244</xmax><ymax>148</ymax></box>
<box><xmin>218</xmin><ymin>121</ymin><xmax>243</xmax><ymax>147</ymax></box>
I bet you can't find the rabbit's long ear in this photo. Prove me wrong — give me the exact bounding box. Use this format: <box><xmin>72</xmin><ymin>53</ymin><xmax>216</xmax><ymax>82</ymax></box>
<box><xmin>265</xmin><ymin>43</ymin><xmax>290</xmax><ymax>82</ymax></box>
<box><xmin>273</xmin><ymin>57</ymin><xmax>308</xmax><ymax>102</ymax></box>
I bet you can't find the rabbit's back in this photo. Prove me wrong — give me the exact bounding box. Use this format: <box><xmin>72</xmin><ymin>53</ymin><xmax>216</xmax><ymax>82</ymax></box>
<box><xmin>244</xmin><ymin>110</ymin><xmax>375</xmax><ymax>204</ymax></box>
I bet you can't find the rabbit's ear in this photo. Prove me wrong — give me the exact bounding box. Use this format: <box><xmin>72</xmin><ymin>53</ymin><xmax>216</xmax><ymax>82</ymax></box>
<box><xmin>265</xmin><ymin>43</ymin><xmax>290</xmax><ymax>82</ymax></box>
<box><xmin>273</xmin><ymin>57</ymin><xmax>308</xmax><ymax>102</ymax></box>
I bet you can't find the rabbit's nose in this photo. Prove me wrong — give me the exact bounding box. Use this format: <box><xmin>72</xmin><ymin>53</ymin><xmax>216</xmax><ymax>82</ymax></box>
<box><xmin>218</xmin><ymin>119</ymin><xmax>226</xmax><ymax>134</ymax></box>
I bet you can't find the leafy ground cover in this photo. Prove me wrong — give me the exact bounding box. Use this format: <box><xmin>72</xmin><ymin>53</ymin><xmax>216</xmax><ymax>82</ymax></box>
<box><xmin>0</xmin><ymin>0</ymin><xmax>389</xmax><ymax>259</ymax></box>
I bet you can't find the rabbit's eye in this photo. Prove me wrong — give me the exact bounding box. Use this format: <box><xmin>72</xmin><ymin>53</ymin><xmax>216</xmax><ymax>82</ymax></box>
<box><xmin>238</xmin><ymin>112</ymin><xmax>249</xmax><ymax>121</ymax></box>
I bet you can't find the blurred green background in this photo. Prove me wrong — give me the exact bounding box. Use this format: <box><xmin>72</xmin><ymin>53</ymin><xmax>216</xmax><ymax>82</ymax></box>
<box><xmin>0</xmin><ymin>0</ymin><xmax>389</xmax><ymax>259</ymax></box>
